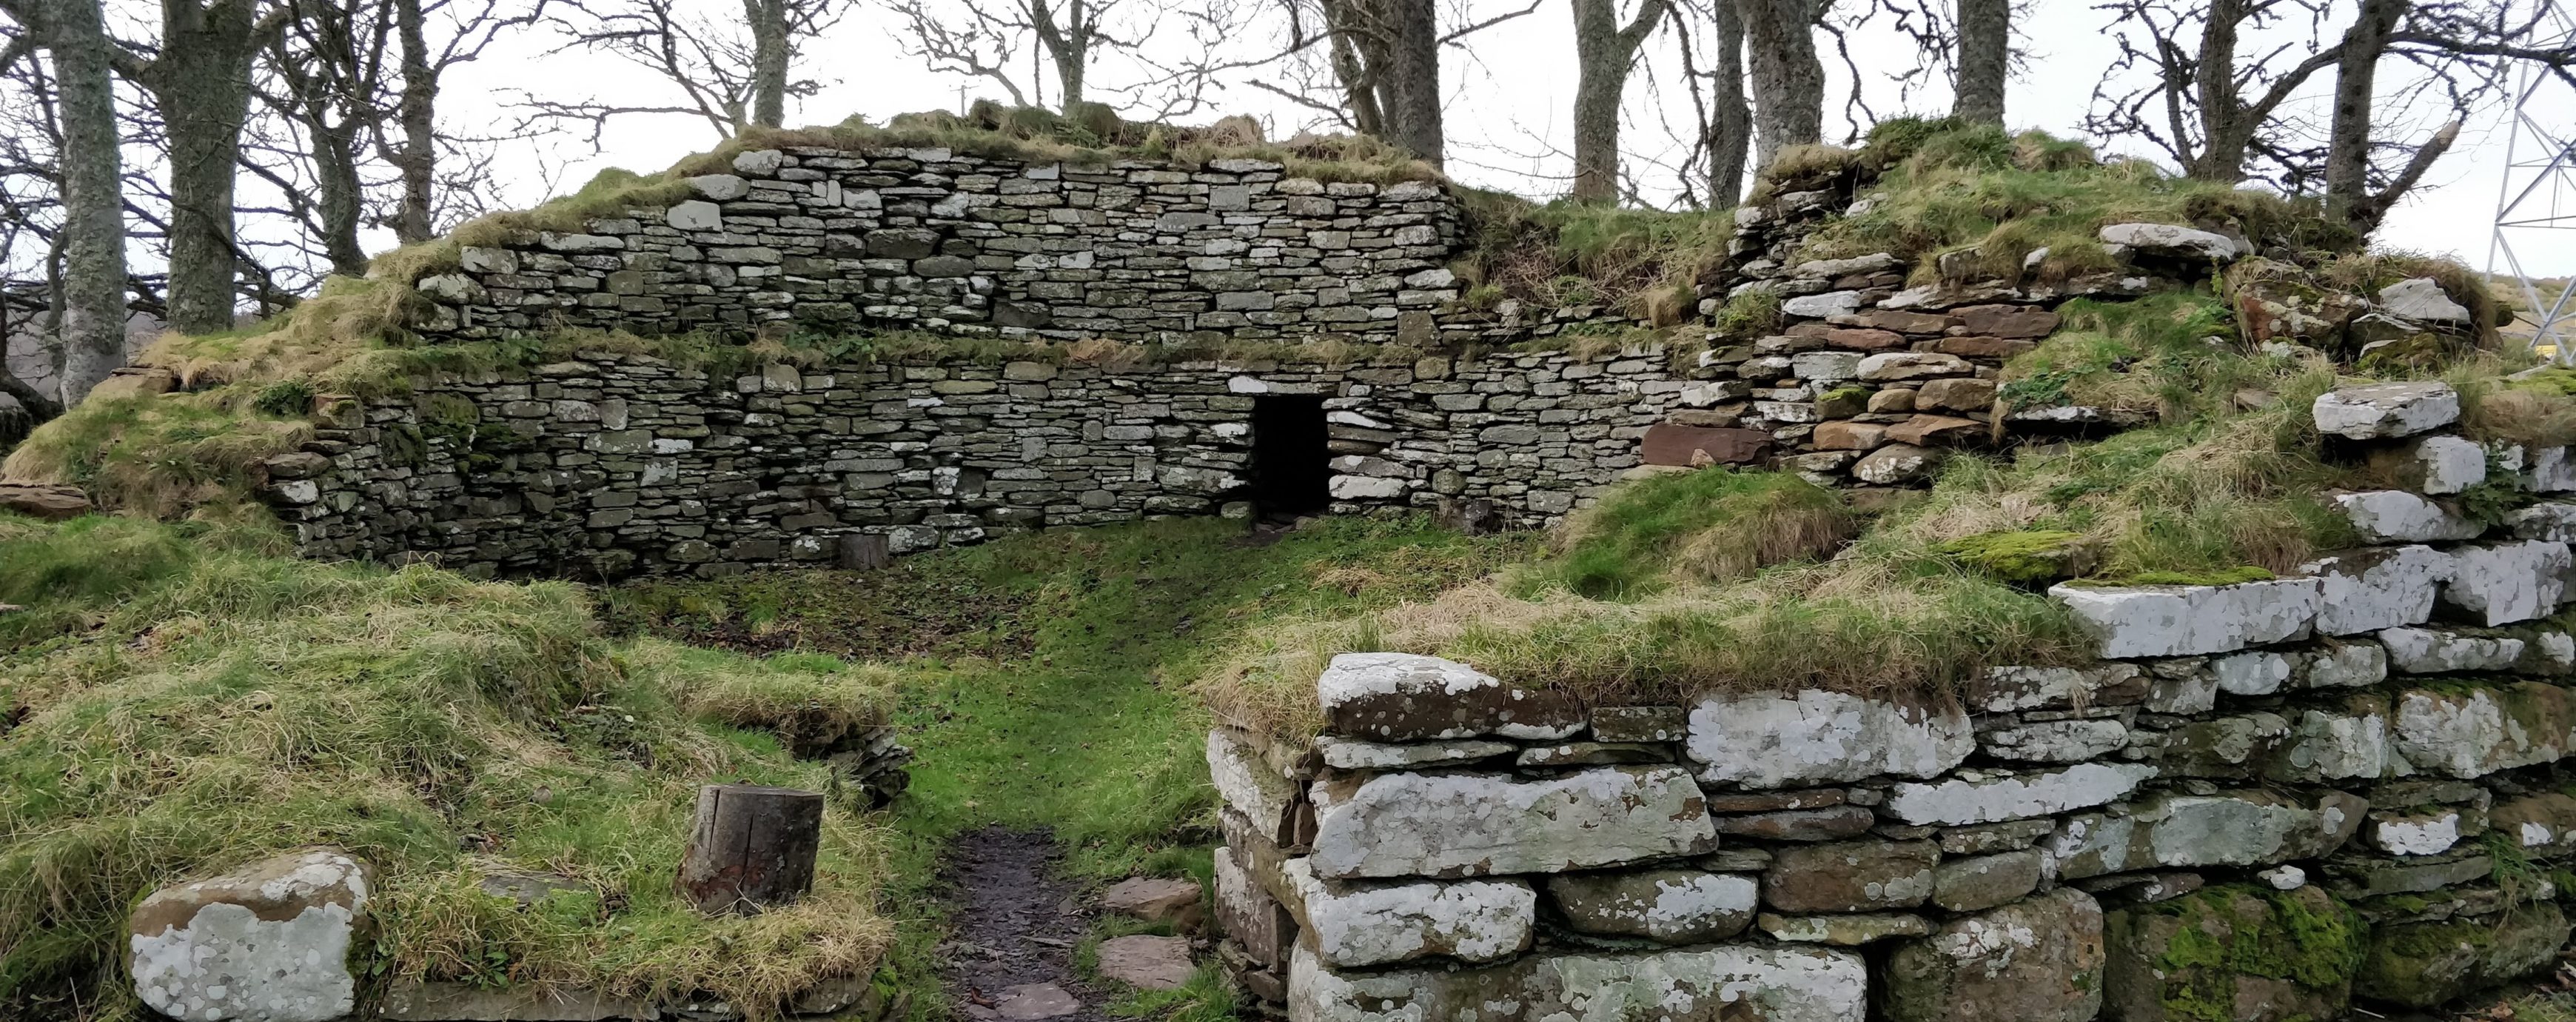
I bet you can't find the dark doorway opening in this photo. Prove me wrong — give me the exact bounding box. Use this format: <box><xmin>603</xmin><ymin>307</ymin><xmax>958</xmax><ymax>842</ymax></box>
<box><xmin>1250</xmin><ymin>395</ymin><xmax>1329</xmax><ymax>518</ymax></box>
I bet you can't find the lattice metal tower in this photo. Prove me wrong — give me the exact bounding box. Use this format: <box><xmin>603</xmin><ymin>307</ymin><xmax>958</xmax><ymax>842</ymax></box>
<box><xmin>2492</xmin><ymin>1</ymin><xmax>2576</xmax><ymax>363</ymax></box>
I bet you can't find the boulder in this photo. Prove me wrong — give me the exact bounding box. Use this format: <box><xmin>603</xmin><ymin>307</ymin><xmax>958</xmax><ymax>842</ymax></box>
<box><xmin>2303</xmin><ymin>544</ymin><xmax>2449</xmax><ymax>634</ymax></box>
<box><xmin>2099</xmin><ymin>222</ymin><xmax>2240</xmax><ymax>261</ymax></box>
<box><xmin>1880</xmin><ymin>889</ymin><xmax>2107</xmax><ymax>1022</ymax></box>
<box><xmin>1284</xmin><ymin>859</ymin><xmax>1533</xmax><ymax>967</ymax></box>
<box><xmin>1884</xmin><ymin>762</ymin><xmax>2155</xmax><ymax>826</ymax></box>
<box><xmin>2047</xmin><ymin>578</ymin><xmax>2321</xmax><ymax>658</ymax></box>
<box><xmin>1762</xmin><ymin>840</ymin><xmax>1938</xmax><ymax>912</ymax></box>
<box><xmin>2358</xmin><ymin>904</ymin><xmax>2572</xmax><ymax>1008</ymax></box>
<box><xmin>2439</xmin><ymin>540</ymin><xmax>2572</xmax><ymax>626</ymax></box>
<box><xmin>1685</xmin><ymin>689</ymin><xmax>1972</xmax><ymax>789</ymax></box>
<box><xmin>1852</xmin><ymin>442</ymin><xmax>1948</xmax><ymax>484</ymax></box>
<box><xmin>1284</xmin><ymin>943</ymin><xmax>1868</xmax><ymax>1022</ymax></box>
<box><xmin>2392</xmin><ymin>681</ymin><xmax>2576</xmax><ymax>778</ymax></box>
<box><xmin>2310</xmin><ymin>381</ymin><xmax>2460</xmax><ymax>439</ymax></box>
<box><xmin>1545</xmin><ymin>869</ymin><xmax>1757</xmax><ymax>943</ymax></box>
<box><xmin>129</xmin><ymin>848</ymin><xmax>374</xmax><ymax>1022</ymax></box>
<box><xmin>1306</xmin><ymin>766</ymin><xmax>1715</xmax><ymax>879</ymax></box>
<box><xmin>1315</xmin><ymin>652</ymin><xmax>1583</xmax><ymax>741</ymax></box>
<box><xmin>2378</xmin><ymin>277</ymin><xmax>2473</xmax><ymax>326</ymax></box>
<box><xmin>2102</xmin><ymin>885</ymin><xmax>2361</xmax><ymax>1022</ymax></box>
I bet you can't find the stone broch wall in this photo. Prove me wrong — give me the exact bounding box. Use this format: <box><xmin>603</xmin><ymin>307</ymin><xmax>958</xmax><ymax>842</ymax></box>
<box><xmin>1210</xmin><ymin>381</ymin><xmax>2576</xmax><ymax>1021</ymax></box>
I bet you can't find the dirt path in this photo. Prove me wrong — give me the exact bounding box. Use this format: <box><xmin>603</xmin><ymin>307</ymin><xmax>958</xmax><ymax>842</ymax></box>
<box><xmin>937</xmin><ymin>826</ymin><xmax>1108</xmax><ymax>1021</ymax></box>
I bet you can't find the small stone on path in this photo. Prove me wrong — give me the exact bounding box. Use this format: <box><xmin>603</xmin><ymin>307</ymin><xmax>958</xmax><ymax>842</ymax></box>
<box><xmin>1095</xmin><ymin>934</ymin><xmax>1195</xmax><ymax>990</ymax></box>
<box><xmin>1099</xmin><ymin>877</ymin><xmax>1202</xmax><ymax>926</ymax></box>
<box><xmin>996</xmin><ymin>983</ymin><xmax>1081</xmax><ymax>1020</ymax></box>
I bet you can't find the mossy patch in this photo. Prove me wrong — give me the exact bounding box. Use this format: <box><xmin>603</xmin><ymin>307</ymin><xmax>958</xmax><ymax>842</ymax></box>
<box><xmin>1521</xmin><ymin>467</ymin><xmax>1855</xmax><ymax>600</ymax></box>
<box><xmin>1933</xmin><ymin>530</ymin><xmax>2096</xmax><ymax>584</ymax></box>
<box><xmin>2142</xmin><ymin>885</ymin><xmax>2364</xmax><ymax>1022</ymax></box>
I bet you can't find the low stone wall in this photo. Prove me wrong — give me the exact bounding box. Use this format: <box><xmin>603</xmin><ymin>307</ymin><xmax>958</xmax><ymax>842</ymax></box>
<box><xmin>1211</xmin><ymin>381</ymin><xmax>2576</xmax><ymax>1020</ymax></box>
<box><xmin>263</xmin><ymin>347</ymin><xmax>1694</xmax><ymax>578</ymax></box>
<box><xmin>409</xmin><ymin>145</ymin><xmax>1463</xmax><ymax>346</ymax></box>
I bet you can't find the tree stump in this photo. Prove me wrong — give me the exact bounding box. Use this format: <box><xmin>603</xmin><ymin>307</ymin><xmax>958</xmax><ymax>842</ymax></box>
<box><xmin>676</xmin><ymin>784</ymin><xmax>824</xmax><ymax>915</ymax></box>
<box><xmin>839</xmin><ymin>533</ymin><xmax>890</xmax><ymax>571</ymax></box>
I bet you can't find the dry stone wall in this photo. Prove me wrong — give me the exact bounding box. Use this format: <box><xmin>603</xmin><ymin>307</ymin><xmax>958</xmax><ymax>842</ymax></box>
<box><xmin>264</xmin><ymin>348</ymin><xmax>1694</xmax><ymax>578</ymax></box>
<box><xmin>1211</xmin><ymin>380</ymin><xmax>2576</xmax><ymax>1021</ymax></box>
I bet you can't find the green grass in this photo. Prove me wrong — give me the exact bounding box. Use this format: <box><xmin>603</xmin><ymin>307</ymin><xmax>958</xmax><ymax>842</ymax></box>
<box><xmin>0</xmin><ymin>514</ymin><xmax>897</xmax><ymax>1021</ymax></box>
<box><xmin>1522</xmin><ymin>467</ymin><xmax>1851</xmax><ymax>600</ymax></box>
<box><xmin>1456</xmin><ymin>190</ymin><xmax>1733</xmax><ymax>319</ymax></box>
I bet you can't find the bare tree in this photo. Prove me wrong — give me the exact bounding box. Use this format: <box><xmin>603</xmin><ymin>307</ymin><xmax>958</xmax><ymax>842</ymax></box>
<box><xmin>110</xmin><ymin>0</ymin><xmax>292</xmax><ymax>333</ymax></box>
<box><xmin>1674</xmin><ymin>0</ymin><xmax>1750</xmax><ymax>204</ymax></box>
<box><xmin>882</xmin><ymin>0</ymin><xmax>1113</xmax><ymax>113</ymax></box>
<box><xmin>1569</xmin><ymin>0</ymin><xmax>1671</xmax><ymax>201</ymax></box>
<box><xmin>0</xmin><ymin>0</ymin><xmax>126</xmax><ymax>407</ymax></box>
<box><xmin>1739</xmin><ymin>0</ymin><xmax>1822</xmax><ymax>168</ymax></box>
<box><xmin>526</xmin><ymin>0</ymin><xmax>845</xmax><ymax>144</ymax></box>
<box><xmin>1952</xmin><ymin>0</ymin><xmax>2006</xmax><ymax>121</ymax></box>
<box><xmin>1252</xmin><ymin>0</ymin><xmax>1542</xmax><ymax>165</ymax></box>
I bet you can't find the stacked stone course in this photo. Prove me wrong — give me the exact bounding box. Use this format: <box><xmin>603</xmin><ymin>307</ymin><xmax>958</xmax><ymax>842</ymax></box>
<box><xmin>1210</xmin><ymin>381</ymin><xmax>2576</xmax><ymax>1021</ymax></box>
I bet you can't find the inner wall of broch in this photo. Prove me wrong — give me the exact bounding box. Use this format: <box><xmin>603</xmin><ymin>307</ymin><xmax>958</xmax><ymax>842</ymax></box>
<box><xmin>267</xmin><ymin>141</ymin><xmax>2069</xmax><ymax>577</ymax></box>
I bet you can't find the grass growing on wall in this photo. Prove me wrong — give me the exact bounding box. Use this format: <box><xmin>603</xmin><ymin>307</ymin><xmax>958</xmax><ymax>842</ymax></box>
<box><xmin>0</xmin><ymin>514</ymin><xmax>899</xmax><ymax>1021</ymax></box>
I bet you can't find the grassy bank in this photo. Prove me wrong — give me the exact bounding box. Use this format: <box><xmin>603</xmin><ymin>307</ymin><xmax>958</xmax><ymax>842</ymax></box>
<box><xmin>0</xmin><ymin>515</ymin><xmax>898</xmax><ymax>1020</ymax></box>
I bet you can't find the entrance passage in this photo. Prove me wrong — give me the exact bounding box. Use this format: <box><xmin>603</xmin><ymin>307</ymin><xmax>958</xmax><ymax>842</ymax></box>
<box><xmin>1250</xmin><ymin>395</ymin><xmax>1329</xmax><ymax>518</ymax></box>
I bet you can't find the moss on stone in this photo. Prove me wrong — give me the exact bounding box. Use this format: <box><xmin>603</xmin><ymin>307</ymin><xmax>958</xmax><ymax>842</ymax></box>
<box><xmin>2141</xmin><ymin>886</ymin><xmax>2364</xmax><ymax>1022</ymax></box>
<box><xmin>2067</xmin><ymin>565</ymin><xmax>2279</xmax><ymax>587</ymax></box>
<box><xmin>1933</xmin><ymin>530</ymin><xmax>2094</xmax><ymax>584</ymax></box>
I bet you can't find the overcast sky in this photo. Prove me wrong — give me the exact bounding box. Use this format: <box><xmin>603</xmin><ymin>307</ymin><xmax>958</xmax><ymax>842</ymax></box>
<box><xmin>418</xmin><ymin>0</ymin><xmax>2576</xmax><ymax>280</ymax></box>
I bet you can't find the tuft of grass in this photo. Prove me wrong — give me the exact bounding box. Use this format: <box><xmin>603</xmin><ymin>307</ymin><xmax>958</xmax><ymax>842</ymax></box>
<box><xmin>0</xmin><ymin>515</ymin><xmax>896</xmax><ymax>1019</ymax></box>
<box><xmin>1998</xmin><ymin>291</ymin><xmax>2253</xmax><ymax>418</ymax></box>
<box><xmin>0</xmin><ymin>390</ymin><xmax>315</xmax><ymax>518</ymax></box>
<box><xmin>1455</xmin><ymin>190</ymin><xmax>1734</xmax><ymax>315</ymax></box>
<box><xmin>1525</xmin><ymin>468</ymin><xmax>1854</xmax><ymax>600</ymax></box>
<box><xmin>1711</xmin><ymin>288</ymin><xmax>1782</xmax><ymax>338</ymax></box>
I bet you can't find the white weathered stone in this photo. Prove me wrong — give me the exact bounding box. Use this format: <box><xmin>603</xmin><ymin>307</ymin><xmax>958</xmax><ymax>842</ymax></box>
<box><xmin>2305</xmin><ymin>544</ymin><xmax>2450</xmax><ymax>634</ymax></box>
<box><xmin>2535</xmin><ymin>447</ymin><xmax>2576</xmax><ymax>492</ymax></box>
<box><xmin>1207</xmin><ymin>729</ymin><xmax>1300</xmax><ymax>839</ymax></box>
<box><xmin>1284</xmin><ymin>859</ymin><xmax>1534</xmax><ymax>967</ymax></box>
<box><xmin>1794</xmin><ymin>253</ymin><xmax>1899</xmax><ymax>278</ymax></box>
<box><xmin>2210</xmin><ymin>649</ymin><xmax>2292</xmax><ymax>696</ymax></box>
<box><xmin>2399</xmin><ymin>435</ymin><xmax>2489</xmax><ymax>494</ymax></box>
<box><xmin>130</xmin><ymin>849</ymin><xmax>372</xmax><ymax>1022</ymax></box>
<box><xmin>2393</xmin><ymin>682</ymin><xmax>2576</xmax><ymax>778</ymax></box>
<box><xmin>2311</xmin><ymin>381</ymin><xmax>2460</xmax><ymax>439</ymax></box>
<box><xmin>2380</xmin><ymin>627</ymin><xmax>2526</xmax><ymax>673</ymax></box>
<box><xmin>1782</xmin><ymin>290</ymin><xmax>1865</xmax><ymax>318</ymax></box>
<box><xmin>1544</xmin><ymin>870</ymin><xmax>1759</xmax><ymax>944</ymax></box>
<box><xmin>1856</xmin><ymin>352</ymin><xmax>1974</xmax><ymax>382</ymax></box>
<box><xmin>1686</xmin><ymin>689</ymin><xmax>1973</xmax><ymax>789</ymax></box>
<box><xmin>2098</xmin><ymin>222</ymin><xmax>2240</xmax><ymax>260</ymax></box>
<box><xmin>2046</xmin><ymin>578</ymin><xmax>2321</xmax><ymax>658</ymax></box>
<box><xmin>1977</xmin><ymin>720</ymin><xmax>2130</xmax><ymax>762</ymax></box>
<box><xmin>2369</xmin><ymin>808</ymin><xmax>2465</xmax><ymax>856</ymax></box>
<box><xmin>1791</xmin><ymin>351</ymin><xmax>1864</xmax><ymax>382</ymax></box>
<box><xmin>2509</xmin><ymin>502</ymin><xmax>2576</xmax><ymax>542</ymax></box>
<box><xmin>2379</xmin><ymin>278</ymin><xmax>2473</xmax><ymax>324</ymax></box>
<box><xmin>1307</xmin><ymin>766</ymin><xmax>1715</xmax><ymax>879</ymax></box>
<box><xmin>1315</xmin><ymin>737</ymin><xmax>1515</xmax><ymax>770</ymax></box>
<box><xmin>731</xmin><ymin>149</ymin><xmax>783</xmax><ymax>175</ymax></box>
<box><xmin>2259</xmin><ymin>866</ymin><xmax>2307</xmax><ymax>891</ymax></box>
<box><xmin>2441</xmin><ymin>540</ymin><xmax>2573</xmax><ymax>626</ymax></box>
<box><xmin>1326</xmin><ymin>475</ymin><xmax>1407</xmax><ymax>500</ymax></box>
<box><xmin>1884</xmin><ymin>763</ymin><xmax>2155</xmax><ymax>826</ymax></box>
<box><xmin>688</xmin><ymin>173</ymin><xmax>748</xmax><ymax>200</ymax></box>
<box><xmin>1284</xmin><ymin>943</ymin><xmax>1867</xmax><ymax>1022</ymax></box>
<box><xmin>2046</xmin><ymin>792</ymin><xmax>2365</xmax><ymax>877</ymax></box>
<box><xmin>2332</xmin><ymin>490</ymin><xmax>2481</xmax><ymax>543</ymax></box>
<box><xmin>2298</xmin><ymin>641</ymin><xmax>2389</xmax><ymax>689</ymax></box>
<box><xmin>664</xmin><ymin>200</ymin><xmax>722</xmax><ymax>231</ymax></box>
<box><xmin>2274</xmin><ymin>707</ymin><xmax>2392</xmax><ymax>781</ymax></box>
<box><xmin>1973</xmin><ymin>664</ymin><xmax>2146</xmax><ymax>712</ymax></box>
<box><xmin>1851</xmin><ymin>443</ymin><xmax>1947</xmax><ymax>484</ymax></box>
<box><xmin>1315</xmin><ymin>652</ymin><xmax>1583</xmax><ymax>741</ymax></box>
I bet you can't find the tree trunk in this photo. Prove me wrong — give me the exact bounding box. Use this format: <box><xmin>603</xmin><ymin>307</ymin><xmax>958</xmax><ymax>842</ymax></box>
<box><xmin>150</xmin><ymin>0</ymin><xmax>267</xmax><ymax>334</ymax></box>
<box><xmin>1569</xmin><ymin>0</ymin><xmax>1669</xmax><ymax>203</ymax></box>
<box><xmin>1952</xmin><ymin>0</ymin><xmax>2007</xmax><ymax>124</ymax></box>
<box><xmin>1378</xmin><ymin>0</ymin><xmax>1443</xmax><ymax>165</ymax></box>
<box><xmin>49</xmin><ymin>0</ymin><xmax>128</xmax><ymax>405</ymax></box>
<box><xmin>2326</xmin><ymin>0</ymin><xmax>2405</xmax><ymax>224</ymax></box>
<box><xmin>1740</xmin><ymin>0</ymin><xmax>1822</xmax><ymax>171</ymax></box>
<box><xmin>745</xmin><ymin>0</ymin><xmax>786</xmax><ymax>127</ymax></box>
<box><xmin>2188</xmin><ymin>0</ymin><xmax>2250</xmax><ymax>181</ymax></box>
<box><xmin>1030</xmin><ymin>0</ymin><xmax>1084</xmax><ymax>111</ymax></box>
<box><xmin>1705</xmin><ymin>0</ymin><xmax>1751</xmax><ymax>204</ymax></box>
<box><xmin>675</xmin><ymin>784</ymin><xmax>824</xmax><ymax>915</ymax></box>
<box><xmin>310</xmin><ymin>107</ymin><xmax>370</xmax><ymax>278</ymax></box>
<box><xmin>390</xmin><ymin>0</ymin><xmax>435</xmax><ymax>244</ymax></box>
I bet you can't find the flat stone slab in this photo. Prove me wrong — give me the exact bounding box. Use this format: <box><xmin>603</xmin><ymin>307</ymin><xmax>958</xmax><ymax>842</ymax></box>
<box><xmin>1095</xmin><ymin>934</ymin><xmax>1193</xmax><ymax>990</ymax></box>
<box><xmin>130</xmin><ymin>848</ymin><xmax>373</xmax><ymax>1022</ymax></box>
<box><xmin>2311</xmin><ymin>381</ymin><xmax>2458</xmax><ymax>439</ymax></box>
<box><xmin>1284</xmin><ymin>859</ymin><xmax>1534</xmax><ymax>967</ymax></box>
<box><xmin>1307</xmin><ymin>766</ymin><xmax>1716</xmax><ymax>879</ymax></box>
<box><xmin>2304</xmin><ymin>544</ymin><xmax>2449</xmax><ymax>634</ymax></box>
<box><xmin>1099</xmin><ymin>877</ymin><xmax>1202</xmax><ymax>925</ymax></box>
<box><xmin>1686</xmin><ymin>689</ymin><xmax>1972</xmax><ymax>789</ymax></box>
<box><xmin>1885</xmin><ymin>763</ymin><xmax>2154</xmax><ymax>826</ymax></box>
<box><xmin>1285</xmin><ymin>943</ymin><xmax>1868</xmax><ymax>1022</ymax></box>
<box><xmin>2393</xmin><ymin>681</ymin><xmax>2576</xmax><ymax>778</ymax></box>
<box><xmin>1316</xmin><ymin>652</ymin><xmax>1583</xmax><ymax>741</ymax></box>
<box><xmin>2047</xmin><ymin>578</ymin><xmax>2320</xmax><ymax>658</ymax></box>
<box><xmin>1546</xmin><ymin>869</ymin><xmax>1757</xmax><ymax>944</ymax></box>
<box><xmin>996</xmin><ymin>982</ymin><xmax>1082</xmax><ymax>1019</ymax></box>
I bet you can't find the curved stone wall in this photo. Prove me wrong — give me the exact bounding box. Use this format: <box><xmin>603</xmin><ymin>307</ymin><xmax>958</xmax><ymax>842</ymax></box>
<box><xmin>1212</xmin><ymin>384</ymin><xmax>2576</xmax><ymax>1021</ymax></box>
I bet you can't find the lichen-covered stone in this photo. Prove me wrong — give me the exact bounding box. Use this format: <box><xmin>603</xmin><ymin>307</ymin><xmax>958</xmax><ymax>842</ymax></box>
<box><xmin>1208</xmin><ymin>728</ymin><xmax>1303</xmax><ymax>844</ymax></box>
<box><xmin>2492</xmin><ymin>792</ymin><xmax>2576</xmax><ymax>852</ymax></box>
<box><xmin>2100</xmin><ymin>222</ymin><xmax>2241</xmax><ymax>261</ymax></box>
<box><xmin>1545</xmin><ymin>869</ymin><xmax>1757</xmax><ymax>944</ymax></box>
<box><xmin>130</xmin><ymin>849</ymin><xmax>374</xmax><ymax>1022</ymax></box>
<box><xmin>1315</xmin><ymin>736</ymin><xmax>1514</xmax><ymax>770</ymax></box>
<box><xmin>2304</xmin><ymin>545</ymin><xmax>2449</xmax><ymax>634</ymax></box>
<box><xmin>2358</xmin><ymin>904</ymin><xmax>2572</xmax><ymax>1007</ymax></box>
<box><xmin>2101</xmin><ymin>885</ymin><xmax>2361</xmax><ymax>1022</ymax></box>
<box><xmin>2332</xmin><ymin>490</ymin><xmax>2482</xmax><ymax>543</ymax></box>
<box><xmin>1970</xmin><ymin>664</ymin><xmax>2149</xmax><ymax>712</ymax></box>
<box><xmin>1282</xmin><ymin>859</ymin><xmax>1533</xmax><ymax>967</ymax></box>
<box><xmin>2379</xmin><ymin>626</ymin><xmax>2526</xmax><ymax>673</ymax></box>
<box><xmin>1880</xmin><ymin>889</ymin><xmax>2106</xmax><ymax>1022</ymax></box>
<box><xmin>2310</xmin><ymin>381</ymin><xmax>2460</xmax><ymax>439</ymax></box>
<box><xmin>1284</xmin><ymin>943</ymin><xmax>1868</xmax><ymax>1022</ymax></box>
<box><xmin>1307</xmin><ymin>766</ymin><xmax>1714</xmax><ymax>879</ymax></box>
<box><xmin>1884</xmin><ymin>762</ymin><xmax>2155</xmax><ymax>826</ymax></box>
<box><xmin>2046</xmin><ymin>790</ymin><xmax>2366</xmax><ymax>878</ymax></box>
<box><xmin>2392</xmin><ymin>681</ymin><xmax>2576</xmax><ymax>778</ymax></box>
<box><xmin>1930</xmin><ymin>849</ymin><xmax>2044</xmax><ymax>912</ymax></box>
<box><xmin>2047</xmin><ymin>578</ymin><xmax>2321</xmax><ymax>658</ymax></box>
<box><xmin>2439</xmin><ymin>540</ymin><xmax>2573</xmax><ymax>626</ymax></box>
<box><xmin>1686</xmin><ymin>689</ymin><xmax>1972</xmax><ymax>789</ymax></box>
<box><xmin>1977</xmin><ymin>719</ymin><xmax>2130</xmax><ymax>762</ymax></box>
<box><xmin>1757</xmin><ymin>912</ymin><xmax>1933</xmax><ymax>945</ymax></box>
<box><xmin>1316</xmin><ymin>652</ymin><xmax>1584</xmax><ymax>741</ymax></box>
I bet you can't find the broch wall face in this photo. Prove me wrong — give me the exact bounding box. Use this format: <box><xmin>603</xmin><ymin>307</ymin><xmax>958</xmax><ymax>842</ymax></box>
<box><xmin>1212</xmin><ymin>384</ymin><xmax>2576</xmax><ymax>1021</ymax></box>
<box><xmin>267</xmin><ymin>349</ymin><xmax>1692</xmax><ymax>578</ymax></box>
